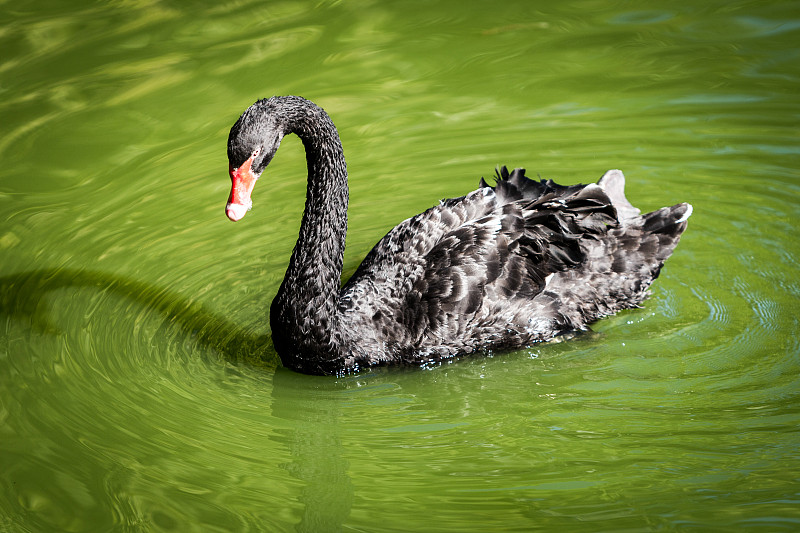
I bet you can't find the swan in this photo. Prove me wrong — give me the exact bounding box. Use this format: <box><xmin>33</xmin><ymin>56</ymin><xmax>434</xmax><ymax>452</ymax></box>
<box><xmin>225</xmin><ymin>96</ymin><xmax>692</xmax><ymax>375</ymax></box>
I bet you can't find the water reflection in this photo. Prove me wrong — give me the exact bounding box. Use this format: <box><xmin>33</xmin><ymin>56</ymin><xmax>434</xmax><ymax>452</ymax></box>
<box><xmin>271</xmin><ymin>369</ymin><xmax>354</xmax><ymax>532</ymax></box>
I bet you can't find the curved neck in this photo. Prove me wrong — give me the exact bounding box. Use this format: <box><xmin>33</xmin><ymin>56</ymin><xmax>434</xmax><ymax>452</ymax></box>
<box><xmin>270</xmin><ymin>98</ymin><xmax>348</xmax><ymax>369</ymax></box>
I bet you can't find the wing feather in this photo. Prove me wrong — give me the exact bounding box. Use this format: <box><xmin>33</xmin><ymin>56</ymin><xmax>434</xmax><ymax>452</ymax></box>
<box><xmin>339</xmin><ymin>167</ymin><xmax>620</xmax><ymax>361</ymax></box>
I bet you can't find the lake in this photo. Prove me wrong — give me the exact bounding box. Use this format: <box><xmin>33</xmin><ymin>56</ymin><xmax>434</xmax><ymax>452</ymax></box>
<box><xmin>1</xmin><ymin>0</ymin><xmax>798</xmax><ymax>531</ymax></box>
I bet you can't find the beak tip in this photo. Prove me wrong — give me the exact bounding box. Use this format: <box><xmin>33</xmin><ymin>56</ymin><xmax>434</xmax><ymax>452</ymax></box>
<box><xmin>226</xmin><ymin>202</ymin><xmax>249</xmax><ymax>221</ymax></box>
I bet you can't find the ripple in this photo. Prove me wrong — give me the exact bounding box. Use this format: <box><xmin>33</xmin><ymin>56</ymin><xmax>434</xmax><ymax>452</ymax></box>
<box><xmin>690</xmin><ymin>285</ymin><xmax>731</xmax><ymax>328</ymax></box>
<box><xmin>610</xmin><ymin>10</ymin><xmax>675</xmax><ymax>25</ymax></box>
<box><xmin>209</xmin><ymin>26</ymin><xmax>324</xmax><ymax>75</ymax></box>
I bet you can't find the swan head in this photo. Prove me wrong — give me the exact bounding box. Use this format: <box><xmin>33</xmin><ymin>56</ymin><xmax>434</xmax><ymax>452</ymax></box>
<box><xmin>225</xmin><ymin>99</ymin><xmax>285</xmax><ymax>221</ymax></box>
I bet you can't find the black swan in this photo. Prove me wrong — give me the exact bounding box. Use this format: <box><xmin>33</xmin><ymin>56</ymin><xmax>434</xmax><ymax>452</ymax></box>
<box><xmin>225</xmin><ymin>95</ymin><xmax>692</xmax><ymax>375</ymax></box>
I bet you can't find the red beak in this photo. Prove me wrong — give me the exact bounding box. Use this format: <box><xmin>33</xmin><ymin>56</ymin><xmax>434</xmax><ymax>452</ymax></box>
<box><xmin>226</xmin><ymin>155</ymin><xmax>258</xmax><ymax>221</ymax></box>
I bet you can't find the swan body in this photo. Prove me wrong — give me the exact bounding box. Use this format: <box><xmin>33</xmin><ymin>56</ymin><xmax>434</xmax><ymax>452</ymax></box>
<box><xmin>225</xmin><ymin>96</ymin><xmax>691</xmax><ymax>375</ymax></box>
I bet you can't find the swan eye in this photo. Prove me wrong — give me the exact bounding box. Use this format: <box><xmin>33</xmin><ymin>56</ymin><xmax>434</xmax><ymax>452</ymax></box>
<box><xmin>252</xmin><ymin>148</ymin><xmax>261</xmax><ymax>158</ymax></box>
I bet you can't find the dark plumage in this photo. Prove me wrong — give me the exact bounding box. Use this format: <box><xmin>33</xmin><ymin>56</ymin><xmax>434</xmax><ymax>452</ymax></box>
<box><xmin>224</xmin><ymin>95</ymin><xmax>692</xmax><ymax>375</ymax></box>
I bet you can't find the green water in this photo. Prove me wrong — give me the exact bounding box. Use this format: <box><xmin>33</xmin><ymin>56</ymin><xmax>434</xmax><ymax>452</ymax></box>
<box><xmin>1</xmin><ymin>0</ymin><xmax>799</xmax><ymax>530</ymax></box>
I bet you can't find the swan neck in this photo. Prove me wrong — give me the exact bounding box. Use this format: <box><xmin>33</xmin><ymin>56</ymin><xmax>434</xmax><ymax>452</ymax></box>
<box><xmin>271</xmin><ymin>99</ymin><xmax>348</xmax><ymax>366</ymax></box>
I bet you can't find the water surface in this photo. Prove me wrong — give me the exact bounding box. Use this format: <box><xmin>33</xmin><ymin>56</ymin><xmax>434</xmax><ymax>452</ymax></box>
<box><xmin>1</xmin><ymin>0</ymin><xmax>799</xmax><ymax>531</ymax></box>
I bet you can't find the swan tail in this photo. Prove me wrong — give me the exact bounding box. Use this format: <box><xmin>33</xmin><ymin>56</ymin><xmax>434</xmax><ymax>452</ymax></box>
<box><xmin>487</xmin><ymin>166</ymin><xmax>692</xmax><ymax>320</ymax></box>
<box><xmin>592</xmin><ymin>167</ymin><xmax>692</xmax><ymax>291</ymax></box>
<box><xmin>639</xmin><ymin>202</ymin><xmax>693</xmax><ymax>268</ymax></box>
<box><xmin>643</xmin><ymin>203</ymin><xmax>693</xmax><ymax>232</ymax></box>
<box><xmin>590</xmin><ymin>201</ymin><xmax>692</xmax><ymax>313</ymax></box>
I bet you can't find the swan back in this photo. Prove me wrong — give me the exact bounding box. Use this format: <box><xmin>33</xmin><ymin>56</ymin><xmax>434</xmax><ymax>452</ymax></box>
<box><xmin>332</xmin><ymin>167</ymin><xmax>690</xmax><ymax>370</ymax></box>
